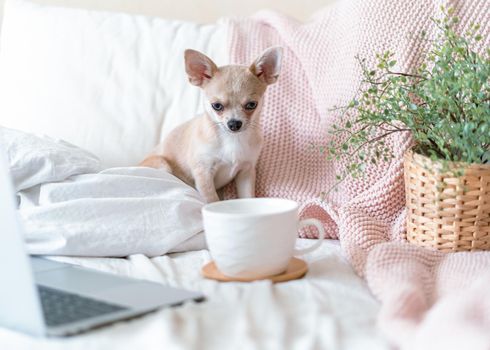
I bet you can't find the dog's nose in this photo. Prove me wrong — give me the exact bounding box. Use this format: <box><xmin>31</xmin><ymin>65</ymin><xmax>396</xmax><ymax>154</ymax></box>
<box><xmin>227</xmin><ymin>119</ymin><xmax>243</xmax><ymax>132</ymax></box>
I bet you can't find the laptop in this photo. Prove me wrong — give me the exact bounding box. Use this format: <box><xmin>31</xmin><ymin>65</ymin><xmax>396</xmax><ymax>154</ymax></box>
<box><xmin>0</xmin><ymin>152</ymin><xmax>204</xmax><ymax>337</ymax></box>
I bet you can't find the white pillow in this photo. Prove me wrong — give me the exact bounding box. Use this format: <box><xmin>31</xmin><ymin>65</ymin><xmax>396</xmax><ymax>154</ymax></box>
<box><xmin>1</xmin><ymin>127</ymin><xmax>101</xmax><ymax>191</ymax></box>
<box><xmin>0</xmin><ymin>0</ymin><xmax>228</xmax><ymax>168</ymax></box>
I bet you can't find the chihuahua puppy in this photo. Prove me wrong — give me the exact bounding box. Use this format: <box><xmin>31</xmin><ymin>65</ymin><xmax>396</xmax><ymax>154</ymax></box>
<box><xmin>140</xmin><ymin>47</ymin><xmax>283</xmax><ymax>203</ymax></box>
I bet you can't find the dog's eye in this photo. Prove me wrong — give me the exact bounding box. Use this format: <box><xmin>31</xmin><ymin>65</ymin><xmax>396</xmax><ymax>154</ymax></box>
<box><xmin>244</xmin><ymin>101</ymin><xmax>257</xmax><ymax>110</ymax></box>
<box><xmin>211</xmin><ymin>103</ymin><xmax>224</xmax><ymax>112</ymax></box>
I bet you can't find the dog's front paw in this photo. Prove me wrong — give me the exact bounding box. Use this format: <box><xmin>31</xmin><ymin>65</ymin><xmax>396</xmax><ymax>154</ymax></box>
<box><xmin>204</xmin><ymin>193</ymin><xmax>220</xmax><ymax>203</ymax></box>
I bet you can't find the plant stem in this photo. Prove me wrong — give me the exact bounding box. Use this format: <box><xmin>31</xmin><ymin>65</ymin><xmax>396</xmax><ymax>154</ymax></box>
<box><xmin>348</xmin><ymin>129</ymin><xmax>410</xmax><ymax>157</ymax></box>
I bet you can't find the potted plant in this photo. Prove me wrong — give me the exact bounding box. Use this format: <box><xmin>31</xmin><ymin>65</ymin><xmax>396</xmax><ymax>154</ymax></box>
<box><xmin>325</xmin><ymin>8</ymin><xmax>489</xmax><ymax>252</ymax></box>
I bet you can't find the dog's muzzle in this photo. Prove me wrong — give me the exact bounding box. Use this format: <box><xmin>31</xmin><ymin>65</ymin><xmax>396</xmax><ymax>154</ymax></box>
<box><xmin>227</xmin><ymin>119</ymin><xmax>243</xmax><ymax>132</ymax></box>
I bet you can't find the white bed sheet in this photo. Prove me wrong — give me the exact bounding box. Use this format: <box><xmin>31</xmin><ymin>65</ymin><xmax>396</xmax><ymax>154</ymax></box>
<box><xmin>0</xmin><ymin>240</ymin><xmax>388</xmax><ymax>350</ymax></box>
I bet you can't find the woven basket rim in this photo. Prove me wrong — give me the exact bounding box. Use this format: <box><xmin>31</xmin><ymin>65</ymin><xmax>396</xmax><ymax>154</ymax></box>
<box><xmin>405</xmin><ymin>149</ymin><xmax>490</xmax><ymax>174</ymax></box>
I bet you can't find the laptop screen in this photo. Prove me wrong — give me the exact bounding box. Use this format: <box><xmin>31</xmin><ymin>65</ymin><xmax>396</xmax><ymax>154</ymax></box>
<box><xmin>0</xmin><ymin>151</ymin><xmax>46</xmax><ymax>336</ymax></box>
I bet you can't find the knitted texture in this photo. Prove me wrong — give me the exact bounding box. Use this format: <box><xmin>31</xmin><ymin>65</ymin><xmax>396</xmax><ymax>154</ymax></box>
<box><xmin>226</xmin><ymin>0</ymin><xmax>490</xmax><ymax>348</ymax></box>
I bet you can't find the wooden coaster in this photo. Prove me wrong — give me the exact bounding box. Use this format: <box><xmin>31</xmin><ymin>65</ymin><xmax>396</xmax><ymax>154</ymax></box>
<box><xmin>201</xmin><ymin>257</ymin><xmax>308</xmax><ymax>283</ymax></box>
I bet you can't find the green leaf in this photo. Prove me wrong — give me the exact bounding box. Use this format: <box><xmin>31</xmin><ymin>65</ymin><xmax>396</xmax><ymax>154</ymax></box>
<box><xmin>321</xmin><ymin>7</ymin><xmax>489</xmax><ymax>197</ymax></box>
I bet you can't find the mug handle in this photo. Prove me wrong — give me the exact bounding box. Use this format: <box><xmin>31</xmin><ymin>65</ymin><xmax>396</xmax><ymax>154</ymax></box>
<box><xmin>292</xmin><ymin>218</ymin><xmax>326</xmax><ymax>255</ymax></box>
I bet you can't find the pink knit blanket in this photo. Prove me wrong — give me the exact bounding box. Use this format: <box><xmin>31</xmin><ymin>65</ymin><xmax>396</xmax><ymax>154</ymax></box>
<box><xmin>226</xmin><ymin>0</ymin><xmax>490</xmax><ymax>348</ymax></box>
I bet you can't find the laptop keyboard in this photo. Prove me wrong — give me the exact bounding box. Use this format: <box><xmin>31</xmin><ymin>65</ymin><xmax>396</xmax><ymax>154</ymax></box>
<box><xmin>38</xmin><ymin>285</ymin><xmax>128</xmax><ymax>327</ymax></box>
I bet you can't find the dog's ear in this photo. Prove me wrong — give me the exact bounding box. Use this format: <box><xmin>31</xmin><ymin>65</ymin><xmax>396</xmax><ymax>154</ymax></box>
<box><xmin>250</xmin><ymin>47</ymin><xmax>283</xmax><ymax>85</ymax></box>
<box><xmin>184</xmin><ymin>49</ymin><xmax>218</xmax><ymax>87</ymax></box>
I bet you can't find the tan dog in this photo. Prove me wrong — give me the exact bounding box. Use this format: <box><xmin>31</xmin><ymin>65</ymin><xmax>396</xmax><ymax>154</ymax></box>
<box><xmin>140</xmin><ymin>47</ymin><xmax>282</xmax><ymax>203</ymax></box>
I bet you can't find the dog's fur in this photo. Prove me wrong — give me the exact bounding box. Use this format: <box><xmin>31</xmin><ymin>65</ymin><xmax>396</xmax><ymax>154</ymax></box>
<box><xmin>140</xmin><ymin>47</ymin><xmax>282</xmax><ymax>203</ymax></box>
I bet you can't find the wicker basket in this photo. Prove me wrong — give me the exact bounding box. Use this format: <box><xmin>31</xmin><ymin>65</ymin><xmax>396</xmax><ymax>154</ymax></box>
<box><xmin>404</xmin><ymin>149</ymin><xmax>490</xmax><ymax>252</ymax></box>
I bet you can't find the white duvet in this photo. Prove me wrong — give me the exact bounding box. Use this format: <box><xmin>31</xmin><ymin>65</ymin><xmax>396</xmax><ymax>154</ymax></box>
<box><xmin>0</xmin><ymin>125</ymin><xmax>387</xmax><ymax>349</ymax></box>
<box><xmin>1</xmin><ymin>127</ymin><xmax>206</xmax><ymax>256</ymax></box>
<box><xmin>0</xmin><ymin>243</ymin><xmax>387</xmax><ymax>350</ymax></box>
<box><xmin>0</xmin><ymin>127</ymin><xmax>387</xmax><ymax>349</ymax></box>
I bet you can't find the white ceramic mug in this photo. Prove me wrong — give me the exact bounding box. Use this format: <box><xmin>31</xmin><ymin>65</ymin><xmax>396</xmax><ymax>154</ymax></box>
<box><xmin>202</xmin><ymin>198</ymin><xmax>326</xmax><ymax>279</ymax></box>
